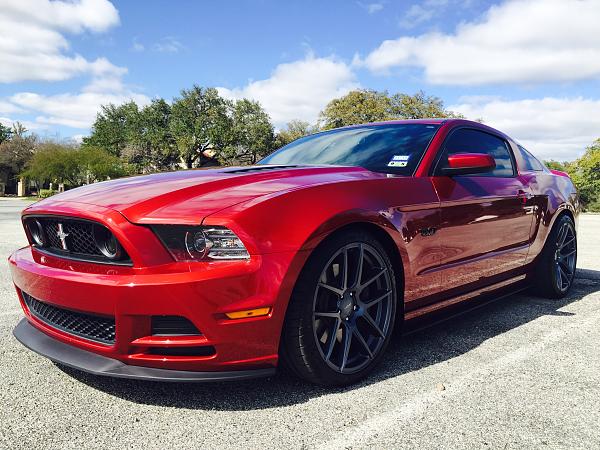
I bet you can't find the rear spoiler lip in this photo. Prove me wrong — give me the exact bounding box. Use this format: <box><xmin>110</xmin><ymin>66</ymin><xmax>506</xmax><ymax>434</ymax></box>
<box><xmin>550</xmin><ymin>169</ymin><xmax>570</xmax><ymax>178</ymax></box>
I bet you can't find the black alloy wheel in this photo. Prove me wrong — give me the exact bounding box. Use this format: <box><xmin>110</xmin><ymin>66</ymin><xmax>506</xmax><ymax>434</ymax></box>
<box><xmin>532</xmin><ymin>214</ymin><xmax>577</xmax><ymax>299</ymax></box>
<box><xmin>553</xmin><ymin>219</ymin><xmax>577</xmax><ymax>293</ymax></box>
<box><xmin>282</xmin><ymin>230</ymin><xmax>398</xmax><ymax>385</ymax></box>
<box><xmin>312</xmin><ymin>243</ymin><xmax>393</xmax><ymax>374</ymax></box>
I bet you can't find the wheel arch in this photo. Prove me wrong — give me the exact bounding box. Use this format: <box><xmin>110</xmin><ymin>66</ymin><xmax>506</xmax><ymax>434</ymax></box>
<box><xmin>280</xmin><ymin>216</ymin><xmax>406</xmax><ymax>333</ymax></box>
<box><xmin>318</xmin><ymin>221</ymin><xmax>405</xmax><ymax>300</ymax></box>
<box><xmin>545</xmin><ymin>205</ymin><xmax>576</xmax><ymax>244</ymax></box>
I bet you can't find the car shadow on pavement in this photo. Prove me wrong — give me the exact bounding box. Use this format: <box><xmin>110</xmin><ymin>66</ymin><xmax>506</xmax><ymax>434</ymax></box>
<box><xmin>57</xmin><ymin>272</ymin><xmax>600</xmax><ymax>411</ymax></box>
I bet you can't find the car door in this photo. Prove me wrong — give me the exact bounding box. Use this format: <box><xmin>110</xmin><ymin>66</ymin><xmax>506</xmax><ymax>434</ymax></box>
<box><xmin>430</xmin><ymin>127</ymin><xmax>534</xmax><ymax>294</ymax></box>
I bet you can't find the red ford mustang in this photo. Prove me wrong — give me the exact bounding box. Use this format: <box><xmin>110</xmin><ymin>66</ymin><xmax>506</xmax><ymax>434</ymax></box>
<box><xmin>10</xmin><ymin>119</ymin><xmax>579</xmax><ymax>385</ymax></box>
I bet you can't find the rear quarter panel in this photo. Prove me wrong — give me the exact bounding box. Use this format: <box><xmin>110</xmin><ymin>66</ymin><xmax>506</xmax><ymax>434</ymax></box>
<box><xmin>522</xmin><ymin>171</ymin><xmax>579</xmax><ymax>265</ymax></box>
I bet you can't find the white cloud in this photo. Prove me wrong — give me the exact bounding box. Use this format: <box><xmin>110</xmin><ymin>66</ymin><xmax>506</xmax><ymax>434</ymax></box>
<box><xmin>131</xmin><ymin>38</ymin><xmax>145</xmax><ymax>52</ymax></box>
<box><xmin>362</xmin><ymin>0</ymin><xmax>600</xmax><ymax>85</ymax></box>
<box><xmin>0</xmin><ymin>100</ymin><xmax>24</xmax><ymax>115</ymax></box>
<box><xmin>153</xmin><ymin>36</ymin><xmax>184</xmax><ymax>53</ymax></box>
<box><xmin>0</xmin><ymin>0</ymin><xmax>150</xmax><ymax>131</ymax></box>
<box><xmin>0</xmin><ymin>0</ymin><xmax>122</xmax><ymax>83</ymax></box>
<box><xmin>399</xmin><ymin>0</ymin><xmax>450</xmax><ymax>28</ymax></box>
<box><xmin>452</xmin><ymin>97</ymin><xmax>600</xmax><ymax>161</ymax></box>
<box><xmin>7</xmin><ymin>82</ymin><xmax>149</xmax><ymax>129</ymax></box>
<box><xmin>218</xmin><ymin>55</ymin><xmax>358</xmax><ymax>126</ymax></box>
<box><xmin>0</xmin><ymin>116</ymin><xmax>41</xmax><ymax>131</ymax></box>
<box><xmin>358</xmin><ymin>2</ymin><xmax>384</xmax><ymax>14</ymax></box>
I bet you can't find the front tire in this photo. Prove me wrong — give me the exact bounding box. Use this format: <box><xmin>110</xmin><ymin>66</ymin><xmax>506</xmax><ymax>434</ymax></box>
<box><xmin>532</xmin><ymin>214</ymin><xmax>577</xmax><ymax>299</ymax></box>
<box><xmin>281</xmin><ymin>230</ymin><xmax>398</xmax><ymax>386</ymax></box>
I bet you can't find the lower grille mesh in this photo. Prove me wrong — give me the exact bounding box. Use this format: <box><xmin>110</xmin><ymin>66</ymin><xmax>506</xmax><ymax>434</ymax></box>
<box><xmin>22</xmin><ymin>292</ymin><xmax>116</xmax><ymax>345</ymax></box>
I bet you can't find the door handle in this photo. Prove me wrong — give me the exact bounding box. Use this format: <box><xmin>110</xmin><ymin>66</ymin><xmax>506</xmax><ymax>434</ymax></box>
<box><xmin>517</xmin><ymin>189</ymin><xmax>532</xmax><ymax>204</ymax></box>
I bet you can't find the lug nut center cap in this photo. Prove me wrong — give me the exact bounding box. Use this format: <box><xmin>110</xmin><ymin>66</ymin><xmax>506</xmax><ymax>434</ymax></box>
<box><xmin>339</xmin><ymin>291</ymin><xmax>355</xmax><ymax>319</ymax></box>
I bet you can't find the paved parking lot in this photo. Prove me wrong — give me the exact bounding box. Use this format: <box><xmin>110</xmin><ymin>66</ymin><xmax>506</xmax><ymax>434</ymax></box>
<box><xmin>1</xmin><ymin>197</ymin><xmax>599</xmax><ymax>449</ymax></box>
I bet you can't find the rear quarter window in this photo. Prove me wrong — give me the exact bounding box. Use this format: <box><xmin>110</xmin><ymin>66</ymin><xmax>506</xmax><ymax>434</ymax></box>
<box><xmin>516</xmin><ymin>145</ymin><xmax>546</xmax><ymax>172</ymax></box>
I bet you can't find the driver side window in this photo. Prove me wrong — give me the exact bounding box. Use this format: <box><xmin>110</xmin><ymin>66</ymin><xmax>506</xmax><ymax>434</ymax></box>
<box><xmin>439</xmin><ymin>128</ymin><xmax>515</xmax><ymax>177</ymax></box>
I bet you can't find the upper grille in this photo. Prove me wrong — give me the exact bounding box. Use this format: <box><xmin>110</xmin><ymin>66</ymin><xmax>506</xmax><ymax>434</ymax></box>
<box><xmin>22</xmin><ymin>292</ymin><xmax>116</xmax><ymax>345</ymax></box>
<box><xmin>43</xmin><ymin>217</ymin><xmax>101</xmax><ymax>255</ymax></box>
<box><xmin>24</xmin><ymin>216</ymin><xmax>131</xmax><ymax>265</ymax></box>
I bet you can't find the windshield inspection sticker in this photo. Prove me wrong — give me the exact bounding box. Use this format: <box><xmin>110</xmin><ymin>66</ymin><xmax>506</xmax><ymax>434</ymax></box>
<box><xmin>387</xmin><ymin>155</ymin><xmax>409</xmax><ymax>167</ymax></box>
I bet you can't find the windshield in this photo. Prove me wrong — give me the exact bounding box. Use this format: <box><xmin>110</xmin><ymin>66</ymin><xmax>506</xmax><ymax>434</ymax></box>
<box><xmin>259</xmin><ymin>123</ymin><xmax>440</xmax><ymax>175</ymax></box>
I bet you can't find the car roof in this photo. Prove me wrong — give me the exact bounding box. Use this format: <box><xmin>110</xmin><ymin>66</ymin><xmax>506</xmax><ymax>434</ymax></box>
<box><xmin>338</xmin><ymin>118</ymin><xmax>512</xmax><ymax>140</ymax></box>
<box><xmin>340</xmin><ymin>118</ymin><xmax>450</xmax><ymax>128</ymax></box>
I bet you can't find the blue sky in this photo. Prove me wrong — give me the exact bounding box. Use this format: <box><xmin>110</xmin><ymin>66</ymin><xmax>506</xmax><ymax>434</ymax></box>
<box><xmin>1</xmin><ymin>0</ymin><xmax>599</xmax><ymax>160</ymax></box>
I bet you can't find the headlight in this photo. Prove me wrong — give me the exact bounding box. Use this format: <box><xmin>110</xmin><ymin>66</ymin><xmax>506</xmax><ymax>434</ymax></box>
<box><xmin>153</xmin><ymin>225</ymin><xmax>250</xmax><ymax>261</ymax></box>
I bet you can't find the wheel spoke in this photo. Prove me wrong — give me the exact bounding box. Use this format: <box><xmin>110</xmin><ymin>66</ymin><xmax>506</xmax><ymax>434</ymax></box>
<box><xmin>354</xmin><ymin>244</ymin><xmax>364</xmax><ymax>287</ymax></box>
<box><xmin>555</xmin><ymin>225</ymin><xmax>565</xmax><ymax>248</ymax></box>
<box><xmin>340</xmin><ymin>323</ymin><xmax>353</xmax><ymax>370</ymax></box>
<box><xmin>324</xmin><ymin>318</ymin><xmax>341</xmax><ymax>361</ymax></box>
<box><xmin>342</xmin><ymin>247</ymin><xmax>349</xmax><ymax>290</ymax></box>
<box><xmin>558</xmin><ymin>264</ymin><xmax>570</xmax><ymax>283</ymax></box>
<box><xmin>364</xmin><ymin>290</ymin><xmax>391</xmax><ymax>309</ymax></box>
<box><xmin>560</xmin><ymin>248</ymin><xmax>576</xmax><ymax>258</ymax></box>
<box><xmin>318</xmin><ymin>282</ymin><xmax>343</xmax><ymax>296</ymax></box>
<box><xmin>559</xmin><ymin>224</ymin><xmax>570</xmax><ymax>247</ymax></box>
<box><xmin>556</xmin><ymin>264</ymin><xmax>563</xmax><ymax>288</ymax></box>
<box><xmin>314</xmin><ymin>311</ymin><xmax>340</xmax><ymax>318</ymax></box>
<box><xmin>360</xmin><ymin>268</ymin><xmax>387</xmax><ymax>291</ymax></box>
<box><xmin>558</xmin><ymin>259</ymin><xmax>572</xmax><ymax>273</ymax></box>
<box><xmin>361</xmin><ymin>311</ymin><xmax>385</xmax><ymax>338</ymax></box>
<box><xmin>352</xmin><ymin>326</ymin><xmax>373</xmax><ymax>358</ymax></box>
<box><xmin>562</xmin><ymin>236</ymin><xmax>576</xmax><ymax>248</ymax></box>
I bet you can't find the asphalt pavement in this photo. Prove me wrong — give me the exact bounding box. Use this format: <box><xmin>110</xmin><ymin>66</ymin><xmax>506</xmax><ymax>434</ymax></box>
<box><xmin>1</xmin><ymin>197</ymin><xmax>599</xmax><ymax>449</ymax></box>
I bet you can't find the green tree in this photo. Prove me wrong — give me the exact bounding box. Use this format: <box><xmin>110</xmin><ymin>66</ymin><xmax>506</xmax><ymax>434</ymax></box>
<box><xmin>390</xmin><ymin>90</ymin><xmax>464</xmax><ymax>119</ymax></box>
<box><xmin>122</xmin><ymin>99</ymin><xmax>178</xmax><ymax>172</ymax></box>
<box><xmin>274</xmin><ymin>120</ymin><xmax>316</xmax><ymax>148</ymax></box>
<box><xmin>0</xmin><ymin>133</ymin><xmax>36</xmax><ymax>175</ymax></box>
<box><xmin>571</xmin><ymin>140</ymin><xmax>600</xmax><ymax>211</ymax></box>
<box><xmin>170</xmin><ymin>86</ymin><xmax>233</xmax><ymax>168</ymax></box>
<box><xmin>544</xmin><ymin>139</ymin><xmax>600</xmax><ymax>211</ymax></box>
<box><xmin>319</xmin><ymin>90</ymin><xmax>393</xmax><ymax>130</ymax></box>
<box><xmin>543</xmin><ymin>160</ymin><xmax>570</xmax><ymax>172</ymax></box>
<box><xmin>223</xmin><ymin>99</ymin><xmax>274</xmax><ymax>165</ymax></box>
<box><xmin>83</xmin><ymin>102</ymin><xmax>140</xmax><ymax>157</ymax></box>
<box><xmin>0</xmin><ymin>123</ymin><xmax>11</xmax><ymax>144</ymax></box>
<box><xmin>78</xmin><ymin>146</ymin><xmax>128</xmax><ymax>183</ymax></box>
<box><xmin>11</xmin><ymin>122</ymin><xmax>28</xmax><ymax>138</ymax></box>
<box><xmin>24</xmin><ymin>144</ymin><xmax>127</xmax><ymax>190</ymax></box>
<box><xmin>22</xmin><ymin>143</ymin><xmax>82</xmax><ymax>187</ymax></box>
<box><xmin>319</xmin><ymin>89</ymin><xmax>463</xmax><ymax>130</ymax></box>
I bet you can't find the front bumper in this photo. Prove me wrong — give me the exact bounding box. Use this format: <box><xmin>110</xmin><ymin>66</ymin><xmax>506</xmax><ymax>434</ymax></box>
<box><xmin>14</xmin><ymin>319</ymin><xmax>275</xmax><ymax>382</ymax></box>
<box><xmin>9</xmin><ymin>245</ymin><xmax>303</xmax><ymax>377</ymax></box>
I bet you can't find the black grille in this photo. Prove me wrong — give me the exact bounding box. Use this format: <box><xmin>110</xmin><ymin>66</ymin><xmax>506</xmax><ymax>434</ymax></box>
<box><xmin>151</xmin><ymin>316</ymin><xmax>201</xmax><ymax>336</ymax></box>
<box><xmin>43</xmin><ymin>217</ymin><xmax>100</xmax><ymax>255</ymax></box>
<box><xmin>22</xmin><ymin>292</ymin><xmax>116</xmax><ymax>345</ymax></box>
<box><xmin>25</xmin><ymin>216</ymin><xmax>131</xmax><ymax>265</ymax></box>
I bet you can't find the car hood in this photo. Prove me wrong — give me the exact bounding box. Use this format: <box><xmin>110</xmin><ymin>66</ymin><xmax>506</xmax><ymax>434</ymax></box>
<box><xmin>28</xmin><ymin>165</ymin><xmax>377</xmax><ymax>224</ymax></box>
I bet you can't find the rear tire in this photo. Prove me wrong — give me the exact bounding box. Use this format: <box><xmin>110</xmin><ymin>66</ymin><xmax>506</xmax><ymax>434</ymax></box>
<box><xmin>281</xmin><ymin>230</ymin><xmax>398</xmax><ymax>386</ymax></box>
<box><xmin>531</xmin><ymin>214</ymin><xmax>577</xmax><ymax>299</ymax></box>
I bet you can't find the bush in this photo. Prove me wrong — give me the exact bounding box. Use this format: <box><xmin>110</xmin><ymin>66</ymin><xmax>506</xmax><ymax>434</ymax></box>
<box><xmin>39</xmin><ymin>189</ymin><xmax>57</xmax><ymax>198</ymax></box>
